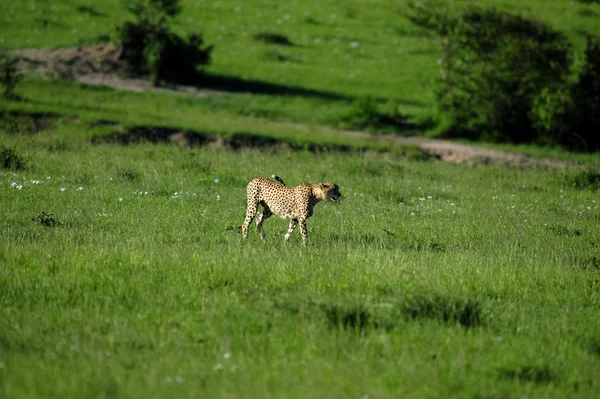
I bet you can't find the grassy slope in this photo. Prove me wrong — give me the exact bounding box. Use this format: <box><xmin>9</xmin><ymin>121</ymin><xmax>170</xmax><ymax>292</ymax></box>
<box><xmin>2</xmin><ymin>0</ymin><xmax>600</xmax><ymax>129</ymax></box>
<box><xmin>1</xmin><ymin>126</ymin><xmax>600</xmax><ymax>397</ymax></box>
<box><xmin>1</xmin><ymin>1</ymin><xmax>600</xmax><ymax>397</ymax></box>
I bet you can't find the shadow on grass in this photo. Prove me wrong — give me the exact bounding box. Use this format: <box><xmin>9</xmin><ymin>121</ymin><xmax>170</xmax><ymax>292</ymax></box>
<box><xmin>0</xmin><ymin>111</ymin><xmax>57</xmax><ymax>134</ymax></box>
<box><xmin>277</xmin><ymin>293</ymin><xmax>485</xmax><ymax>334</ymax></box>
<box><xmin>185</xmin><ymin>72</ymin><xmax>350</xmax><ymax>101</ymax></box>
<box><xmin>499</xmin><ymin>365</ymin><xmax>555</xmax><ymax>385</ymax></box>
<box><xmin>91</xmin><ymin>124</ymin><xmax>359</xmax><ymax>153</ymax></box>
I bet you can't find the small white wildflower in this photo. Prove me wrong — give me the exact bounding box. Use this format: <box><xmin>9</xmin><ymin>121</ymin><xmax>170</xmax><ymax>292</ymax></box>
<box><xmin>78</xmin><ymin>187</ymin><xmax>84</xmax><ymax>191</ymax></box>
<box><xmin>350</xmin><ymin>41</ymin><xmax>359</xmax><ymax>48</ymax></box>
<box><xmin>427</xmin><ymin>196</ymin><xmax>432</xmax><ymax>199</ymax></box>
<box><xmin>223</xmin><ymin>353</ymin><xmax>231</xmax><ymax>359</ymax></box>
<box><xmin>11</xmin><ymin>182</ymin><xmax>17</xmax><ymax>187</ymax></box>
<box><xmin>0</xmin><ymin>362</ymin><xmax>4</xmax><ymax>368</ymax></box>
<box><xmin>419</xmin><ymin>197</ymin><xmax>425</xmax><ymax>201</ymax></box>
<box><xmin>118</xmin><ymin>198</ymin><xmax>123</xmax><ymax>202</ymax></box>
<box><xmin>511</xmin><ymin>205</ymin><xmax>515</xmax><ymax>209</ymax></box>
<box><xmin>216</xmin><ymin>195</ymin><xmax>221</xmax><ymax>201</ymax></box>
<box><xmin>214</xmin><ymin>178</ymin><xmax>220</xmax><ymax>183</ymax></box>
<box><xmin>213</xmin><ymin>363</ymin><xmax>224</xmax><ymax>371</ymax></box>
<box><xmin>144</xmin><ymin>191</ymin><xmax>148</xmax><ymax>195</ymax></box>
<box><xmin>105</xmin><ymin>351</ymin><xmax>111</xmax><ymax>356</ymax></box>
<box><xmin>410</xmin><ymin>212</ymin><xmax>415</xmax><ymax>216</ymax></box>
<box><xmin>174</xmin><ymin>192</ymin><xmax>178</xmax><ymax>196</ymax></box>
<box><xmin>60</xmin><ymin>187</ymin><xmax>66</xmax><ymax>192</ymax></box>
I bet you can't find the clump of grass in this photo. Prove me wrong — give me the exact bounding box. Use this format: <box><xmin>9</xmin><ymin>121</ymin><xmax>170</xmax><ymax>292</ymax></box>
<box><xmin>32</xmin><ymin>211</ymin><xmax>60</xmax><ymax>228</ymax></box>
<box><xmin>499</xmin><ymin>365</ymin><xmax>555</xmax><ymax>384</ymax></box>
<box><xmin>0</xmin><ymin>145</ymin><xmax>26</xmax><ymax>171</ymax></box>
<box><xmin>565</xmin><ymin>169</ymin><xmax>600</xmax><ymax>190</ymax></box>
<box><xmin>119</xmin><ymin>168</ymin><xmax>140</xmax><ymax>182</ymax></box>
<box><xmin>545</xmin><ymin>224</ymin><xmax>583</xmax><ymax>236</ymax></box>
<box><xmin>253</xmin><ymin>32</ymin><xmax>293</xmax><ymax>46</ymax></box>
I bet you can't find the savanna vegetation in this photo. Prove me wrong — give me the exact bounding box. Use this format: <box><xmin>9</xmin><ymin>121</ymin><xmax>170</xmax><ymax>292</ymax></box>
<box><xmin>1</xmin><ymin>0</ymin><xmax>599</xmax><ymax>398</ymax></box>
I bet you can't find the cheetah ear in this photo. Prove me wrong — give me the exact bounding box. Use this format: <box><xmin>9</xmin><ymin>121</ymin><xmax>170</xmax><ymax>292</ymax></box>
<box><xmin>320</xmin><ymin>183</ymin><xmax>326</xmax><ymax>189</ymax></box>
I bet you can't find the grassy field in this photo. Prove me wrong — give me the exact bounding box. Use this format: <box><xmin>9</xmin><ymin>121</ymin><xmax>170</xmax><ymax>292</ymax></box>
<box><xmin>2</xmin><ymin>120</ymin><xmax>600</xmax><ymax>397</ymax></box>
<box><xmin>1</xmin><ymin>0</ymin><xmax>600</xmax><ymax>397</ymax></box>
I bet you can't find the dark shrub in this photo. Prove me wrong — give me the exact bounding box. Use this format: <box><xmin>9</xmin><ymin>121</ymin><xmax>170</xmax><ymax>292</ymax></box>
<box><xmin>118</xmin><ymin>0</ymin><xmax>212</xmax><ymax>85</ymax></box>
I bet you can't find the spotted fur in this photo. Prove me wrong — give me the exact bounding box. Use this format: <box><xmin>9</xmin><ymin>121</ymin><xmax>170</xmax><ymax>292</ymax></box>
<box><xmin>242</xmin><ymin>177</ymin><xmax>341</xmax><ymax>245</ymax></box>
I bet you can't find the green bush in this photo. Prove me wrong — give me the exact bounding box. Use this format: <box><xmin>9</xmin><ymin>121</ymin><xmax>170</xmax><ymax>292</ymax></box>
<box><xmin>570</xmin><ymin>35</ymin><xmax>600</xmax><ymax>152</ymax></box>
<box><xmin>408</xmin><ymin>1</ymin><xmax>573</xmax><ymax>145</ymax></box>
<box><xmin>118</xmin><ymin>0</ymin><xmax>213</xmax><ymax>85</ymax></box>
<box><xmin>530</xmin><ymin>35</ymin><xmax>600</xmax><ymax>152</ymax></box>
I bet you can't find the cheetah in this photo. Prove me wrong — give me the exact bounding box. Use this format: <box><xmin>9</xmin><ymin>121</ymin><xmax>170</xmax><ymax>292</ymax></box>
<box><xmin>242</xmin><ymin>177</ymin><xmax>342</xmax><ymax>245</ymax></box>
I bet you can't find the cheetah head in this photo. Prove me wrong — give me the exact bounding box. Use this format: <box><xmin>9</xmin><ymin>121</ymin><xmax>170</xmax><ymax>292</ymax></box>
<box><xmin>319</xmin><ymin>182</ymin><xmax>342</xmax><ymax>201</ymax></box>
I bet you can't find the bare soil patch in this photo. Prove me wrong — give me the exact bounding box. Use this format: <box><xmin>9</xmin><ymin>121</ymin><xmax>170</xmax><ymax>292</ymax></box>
<box><xmin>13</xmin><ymin>44</ymin><xmax>217</xmax><ymax>97</ymax></box>
<box><xmin>344</xmin><ymin>131</ymin><xmax>571</xmax><ymax>168</ymax></box>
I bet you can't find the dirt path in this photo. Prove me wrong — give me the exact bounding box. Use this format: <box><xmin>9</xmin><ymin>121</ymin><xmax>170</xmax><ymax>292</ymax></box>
<box><xmin>343</xmin><ymin>131</ymin><xmax>570</xmax><ymax>168</ymax></box>
<box><xmin>13</xmin><ymin>45</ymin><xmax>574</xmax><ymax>168</ymax></box>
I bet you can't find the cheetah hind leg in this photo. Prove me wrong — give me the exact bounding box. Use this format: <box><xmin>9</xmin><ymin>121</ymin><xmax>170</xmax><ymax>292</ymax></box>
<box><xmin>242</xmin><ymin>199</ymin><xmax>258</xmax><ymax>238</ymax></box>
<box><xmin>285</xmin><ymin>219</ymin><xmax>298</xmax><ymax>241</ymax></box>
<box><xmin>256</xmin><ymin>206</ymin><xmax>273</xmax><ymax>240</ymax></box>
<box><xmin>299</xmin><ymin>219</ymin><xmax>309</xmax><ymax>246</ymax></box>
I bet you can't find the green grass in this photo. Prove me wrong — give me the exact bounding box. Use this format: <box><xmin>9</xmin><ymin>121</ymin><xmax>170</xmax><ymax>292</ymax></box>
<box><xmin>1</xmin><ymin>1</ymin><xmax>600</xmax><ymax>397</ymax></box>
<box><xmin>1</xmin><ymin>123</ymin><xmax>600</xmax><ymax>397</ymax></box>
<box><xmin>2</xmin><ymin>0</ymin><xmax>600</xmax><ymax>127</ymax></box>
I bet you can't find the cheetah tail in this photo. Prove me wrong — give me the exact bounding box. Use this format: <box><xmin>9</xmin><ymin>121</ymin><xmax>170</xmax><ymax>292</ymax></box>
<box><xmin>271</xmin><ymin>175</ymin><xmax>286</xmax><ymax>186</ymax></box>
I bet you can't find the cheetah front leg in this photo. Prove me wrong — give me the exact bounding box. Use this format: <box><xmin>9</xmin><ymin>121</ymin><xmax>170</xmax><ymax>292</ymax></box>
<box><xmin>242</xmin><ymin>200</ymin><xmax>258</xmax><ymax>238</ymax></box>
<box><xmin>299</xmin><ymin>219</ymin><xmax>309</xmax><ymax>246</ymax></box>
<box><xmin>284</xmin><ymin>219</ymin><xmax>298</xmax><ymax>241</ymax></box>
<box><xmin>256</xmin><ymin>206</ymin><xmax>273</xmax><ymax>240</ymax></box>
